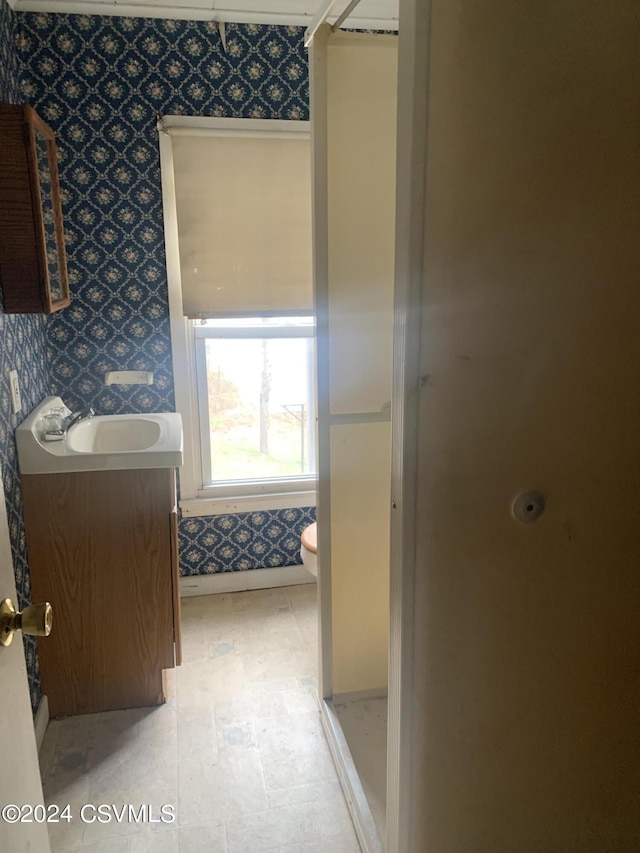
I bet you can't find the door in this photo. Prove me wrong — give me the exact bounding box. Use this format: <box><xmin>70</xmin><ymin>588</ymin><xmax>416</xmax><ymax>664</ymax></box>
<box><xmin>391</xmin><ymin>0</ymin><xmax>640</xmax><ymax>849</ymax></box>
<box><xmin>0</xmin><ymin>467</ymin><xmax>50</xmax><ymax>853</ymax></box>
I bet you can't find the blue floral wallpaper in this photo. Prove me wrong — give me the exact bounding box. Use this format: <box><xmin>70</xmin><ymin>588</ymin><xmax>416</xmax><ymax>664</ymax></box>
<box><xmin>16</xmin><ymin>11</ymin><xmax>314</xmax><ymax>576</ymax></box>
<box><xmin>0</xmin><ymin>0</ymin><xmax>49</xmax><ymax>713</ymax></box>
<box><xmin>17</xmin><ymin>12</ymin><xmax>308</xmax><ymax>416</ymax></box>
<box><xmin>181</xmin><ymin>507</ymin><xmax>316</xmax><ymax>576</ymax></box>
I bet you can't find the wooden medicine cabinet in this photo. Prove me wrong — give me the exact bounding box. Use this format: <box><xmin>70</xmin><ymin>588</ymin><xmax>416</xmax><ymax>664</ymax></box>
<box><xmin>0</xmin><ymin>104</ymin><xmax>70</xmax><ymax>313</ymax></box>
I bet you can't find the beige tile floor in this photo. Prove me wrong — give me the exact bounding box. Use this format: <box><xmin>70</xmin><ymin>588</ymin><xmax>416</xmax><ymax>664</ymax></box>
<box><xmin>38</xmin><ymin>584</ymin><xmax>361</xmax><ymax>853</ymax></box>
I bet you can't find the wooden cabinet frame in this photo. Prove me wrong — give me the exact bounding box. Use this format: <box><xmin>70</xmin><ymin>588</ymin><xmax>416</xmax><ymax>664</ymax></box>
<box><xmin>0</xmin><ymin>104</ymin><xmax>70</xmax><ymax>314</ymax></box>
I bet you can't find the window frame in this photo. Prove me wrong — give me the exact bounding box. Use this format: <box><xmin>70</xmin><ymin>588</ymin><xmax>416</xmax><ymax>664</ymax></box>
<box><xmin>158</xmin><ymin>116</ymin><xmax>317</xmax><ymax>515</ymax></box>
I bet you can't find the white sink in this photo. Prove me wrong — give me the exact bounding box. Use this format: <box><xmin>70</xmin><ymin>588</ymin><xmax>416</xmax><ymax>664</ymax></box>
<box><xmin>16</xmin><ymin>397</ymin><xmax>183</xmax><ymax>475</ymax></box>
<box><xmin>67</xmin><ymin>417</ymin><xmax>162</xmax><ymax>454</ymax></box>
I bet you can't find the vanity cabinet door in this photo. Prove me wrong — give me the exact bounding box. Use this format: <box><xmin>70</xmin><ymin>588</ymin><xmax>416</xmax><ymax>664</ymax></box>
<box><xmin>0</xmin><ymin>104</ymin><xmax>70</xmax><ymax>313</ymax></box>
<box><xmin>22</xmin><ymin>468</ymin><xmax>178</xmax><ymax>716</ymax></box>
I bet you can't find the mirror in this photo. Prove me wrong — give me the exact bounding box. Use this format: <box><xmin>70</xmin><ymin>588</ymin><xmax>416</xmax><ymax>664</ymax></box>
<box><xmin>31</xmin><ymin>117</ymin><xmax>69</xmax><ymax>310</ymax></box>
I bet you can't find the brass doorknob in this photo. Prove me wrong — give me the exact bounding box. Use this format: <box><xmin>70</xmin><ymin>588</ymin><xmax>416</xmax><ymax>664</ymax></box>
<box><xmin>0</xmin><ymin>599</ymin><xmax>53</xmax><ymax>647</ymax></box>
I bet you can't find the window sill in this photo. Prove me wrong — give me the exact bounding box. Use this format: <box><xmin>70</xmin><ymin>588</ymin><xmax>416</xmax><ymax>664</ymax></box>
<box><xmin>180</xmin><ymin>489</ymin><xmax>317</xmax><ymax>517</ymax></box>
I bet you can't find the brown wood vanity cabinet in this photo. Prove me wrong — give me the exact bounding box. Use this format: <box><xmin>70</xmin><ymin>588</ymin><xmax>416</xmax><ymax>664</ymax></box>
<box><xmin>21</xmin><ymin>467</ymin><xmax>182</xmax><ymax>716</ymax></box>
<box><xmin>0</xmin><ymin>103</ymin><xmax>70</xmax><ymax>313</ymax></box>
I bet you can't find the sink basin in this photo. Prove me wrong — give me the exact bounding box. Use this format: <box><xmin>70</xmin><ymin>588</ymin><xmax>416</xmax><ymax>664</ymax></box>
<box><xmin>16</xmin><ymin>397</ymin><xmax>183</xmax><ymax>475</ymax></box>
<box><xmin>67</xmin><ymin>417</ymin><xmax>162</xmax><ymax>454</ymax></box>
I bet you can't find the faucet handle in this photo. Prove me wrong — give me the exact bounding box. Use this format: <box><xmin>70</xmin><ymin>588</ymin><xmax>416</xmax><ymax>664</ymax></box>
<box><xmin>42</xmin><ymin>408</ymin><xmax>66</xmax><ymax>440</ymax></box>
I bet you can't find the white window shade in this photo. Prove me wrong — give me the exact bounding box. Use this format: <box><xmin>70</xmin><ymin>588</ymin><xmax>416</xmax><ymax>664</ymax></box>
<box><xmin>171</xmin><ymin>133</ymin><xmax>313</xmax><ymax>318</ymax></box>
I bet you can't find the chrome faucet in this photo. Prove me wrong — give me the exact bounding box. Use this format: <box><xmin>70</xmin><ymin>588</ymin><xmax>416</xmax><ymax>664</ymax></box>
<box><xmin>41</xmin><ymin>405</ymin><xmax>95</xmax><ymax>442</ymax></box>
<box><xmin>64</xmin><ymin>407</ymin><xmax>94</xmax><ymax>431</ymax></box>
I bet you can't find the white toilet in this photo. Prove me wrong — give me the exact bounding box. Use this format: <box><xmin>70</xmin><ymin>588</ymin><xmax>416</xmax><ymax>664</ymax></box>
<box><xmin>300</xmin><ymin>522</ymin><xmax>317</xmax><ymax>577</ymax></box>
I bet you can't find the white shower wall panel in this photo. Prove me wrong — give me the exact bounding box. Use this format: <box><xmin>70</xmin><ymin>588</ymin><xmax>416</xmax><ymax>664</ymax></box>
<box><xmin>330</xmin><ymin>421</ymin><xmax>390</xmax><ymax>694</ymax></box>
<box><xmin>326</xmin><ymin>33</ymin><xmax>397</xmax><ymax>417</ymax></box>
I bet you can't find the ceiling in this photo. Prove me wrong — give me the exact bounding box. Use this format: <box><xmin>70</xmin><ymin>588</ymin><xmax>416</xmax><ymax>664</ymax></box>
<box><xmin>11</xmin><ymin>0</ymin><xmax>399</xmax><ymax>31</ymax></box>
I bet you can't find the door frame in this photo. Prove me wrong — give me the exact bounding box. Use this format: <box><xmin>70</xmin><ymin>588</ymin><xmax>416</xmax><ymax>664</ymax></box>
<box><xmin>311</xmin><ymin>3</ymin><xmax>432</xmax><ymax>849</ymax></box>
<box><xmin>386</xmin><ymin>0</ymin><xmax>431</xmax><ymax>851</ymax></box>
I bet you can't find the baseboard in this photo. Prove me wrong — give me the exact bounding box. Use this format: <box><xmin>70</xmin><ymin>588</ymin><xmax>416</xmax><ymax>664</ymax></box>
<box><xmin>319</xmin><ymin>698</ymin><xmax>385</xmax><ymax>853</ymax></box>
<box><xmin>180</xmin><ymin>564</ymin><xmax>316</xmax><ymax>597</ymax></box>
<box><xmin>34</xmin><ymin>694</ymin><xmax>49</xmax><ymax>754</ymax></box>
<box><xmin>333</xmin><ymin>688</ymin><xmax>388</xmax><ymax>706</ymax></box>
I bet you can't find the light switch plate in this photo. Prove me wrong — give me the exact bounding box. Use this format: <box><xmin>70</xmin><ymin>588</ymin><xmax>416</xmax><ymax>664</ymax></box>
<box><xmin>8</xmin><ymin>369</ymin><xmax>21</xmax><ymax>414</ymax></box>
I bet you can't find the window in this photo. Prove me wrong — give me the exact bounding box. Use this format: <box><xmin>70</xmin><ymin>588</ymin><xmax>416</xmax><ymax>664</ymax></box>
<box><xmin>194</xmin><ymin>316</ymin><xmax>315</xmax><ymax>497</ymax></box>
<box><xmin>159</xmin><ymin>116</ymin><xmax>316</xmax><ymax>513</ymax></box>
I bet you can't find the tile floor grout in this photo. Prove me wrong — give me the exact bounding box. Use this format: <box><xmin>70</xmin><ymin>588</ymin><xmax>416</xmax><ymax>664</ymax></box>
<box><xmin>38</xmin><ymin>583</ymin><xmax>361</xmax><ymax>853</ymax></box>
